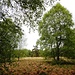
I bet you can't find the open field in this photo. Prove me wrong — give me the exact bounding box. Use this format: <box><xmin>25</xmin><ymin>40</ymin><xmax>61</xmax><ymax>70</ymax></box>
<box><xmin>20</xmin><ymin>57</ymin><xmax>44</xmax><ymax>60</ymax></box>
<box><xmin>0</xmin><ymin>57</ymin><xmax>75</xmax><ymax>75</ymax></box>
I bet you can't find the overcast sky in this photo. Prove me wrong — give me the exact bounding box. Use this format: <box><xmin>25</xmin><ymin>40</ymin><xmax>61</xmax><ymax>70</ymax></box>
<box><xmin>22</xmin><ymin>0</ymin><xmax>75</xmax><ymax>50</ymax></box>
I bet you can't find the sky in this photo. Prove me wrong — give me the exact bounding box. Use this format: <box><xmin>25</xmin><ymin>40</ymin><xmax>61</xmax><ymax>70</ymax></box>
<box><xmin>22</xmin><ymin>0</ymin><xmax>75</xmax><ymax>50</ymax></box>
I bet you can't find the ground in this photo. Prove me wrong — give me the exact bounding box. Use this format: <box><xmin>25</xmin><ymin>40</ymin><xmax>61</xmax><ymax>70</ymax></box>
<box><xmin>0</xmin><ymin>57</ymin><xmax>75</xmax><ymax>75</ymax></box>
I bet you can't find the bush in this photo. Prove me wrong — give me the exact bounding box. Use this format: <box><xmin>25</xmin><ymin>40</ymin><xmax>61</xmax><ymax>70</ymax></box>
<box><xmin>51</xmin><ymin>59</ymin><xmax>75</xmax><ymax>65</ymax></box>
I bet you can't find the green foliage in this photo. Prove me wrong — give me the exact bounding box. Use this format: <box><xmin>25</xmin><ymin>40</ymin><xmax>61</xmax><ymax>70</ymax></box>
<box><xmin>0</xmin><ymin>0</ymin><xmax>59</xmax><ymax>29</ymax></box>
<box><xmin>13</xmin><ymin>49</ymin><xmax>32</xmax><ymax>58</ymax></box>
<box><xmin>32</xmin><ymin>47</ymin><xmax>39</xmax><ymax>57</ymax></box>
<box><xmin>0</xmin><ymin>18</ymin><xmax>23</xmax><ymax>63</ymax></box>
<box><xmin>39</xmin><ymin>49</ymin><xmax>45</xmax><ymax>57</ymax></box>
<box><xmin>51</xmin><ymin>59</ymin><xmax>75</xmax><ymax>65</ymax></box>
<box><xmin>18</xmin><ymin>0</ymin><xmax>43</xmax><ymax>10</ymax></box>
<box><xmin>60</xmin><ymin>29</ymin><xmax>75</xmax><ymax>59</ymax></box>
<box><xmin>2</xmin><ymin>0</ymin><xmax>59</xmax><ymax>10</ymax></box>
<box><xmin>38</xmin><ymin>3</ymin><xmax>75</xmax><ymax>60</ymax></box>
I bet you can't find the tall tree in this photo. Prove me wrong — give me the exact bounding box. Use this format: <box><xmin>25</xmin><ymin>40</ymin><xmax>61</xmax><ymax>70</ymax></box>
<box><xmin>38</xmin><ymin>3</ymin><xmax>74</xmax><ymax>61</ymax></box>
<box><xmin>0</xmin><ymin>18</ymin><xmax>23</xmax><ymax>63</ymax></box>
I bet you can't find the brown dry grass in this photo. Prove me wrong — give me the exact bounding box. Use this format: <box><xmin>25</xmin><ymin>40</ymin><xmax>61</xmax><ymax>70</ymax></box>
<box><xmin>0</xmin><ymin>57</ymin><xmax>75</xmax><ymax>75</ymax></box>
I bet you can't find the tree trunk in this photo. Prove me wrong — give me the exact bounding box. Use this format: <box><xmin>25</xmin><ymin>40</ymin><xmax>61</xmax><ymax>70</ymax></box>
<box><xmin>56</xmin><ymin>37</ymin><xmax>60</xmax><ymax>61</ymax></box>
<box><xmin>57</xmin><ymin>46</ymin><xmax>59</xmax><ymax>61</ymax></box>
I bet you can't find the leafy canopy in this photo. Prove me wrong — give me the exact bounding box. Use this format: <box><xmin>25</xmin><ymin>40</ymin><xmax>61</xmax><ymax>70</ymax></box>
<box><xmin>0</xmin><ymin>0</ymin><xmax>59</xmax><ymax>29</ymax></box>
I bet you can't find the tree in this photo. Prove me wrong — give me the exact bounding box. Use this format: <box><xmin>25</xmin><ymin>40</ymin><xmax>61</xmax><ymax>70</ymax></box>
<box><xmin>0</xmin><ymin>18</ymin><xmax>23</xmax><ymax>63</ymax></box>
<box><xmin>0</xmin><ymin>0</ymin><xmax>59</xmax><ymax>29</ymax></box>
<box><xmin>32</xmin><ymin>46</ymin><xmax>39</xmax><ymax>57</ymax></box>
<box><xmin>38</xmin><ymin>3</ymin><xmax>74</xmax><ymax>61</ymax></box>
<box><xmin>13</xmin><ymin>49</ymin><xmax>31</xmax><ymax>59</ymax></box>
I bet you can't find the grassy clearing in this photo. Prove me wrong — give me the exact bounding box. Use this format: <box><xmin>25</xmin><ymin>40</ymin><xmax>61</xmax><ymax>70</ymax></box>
<box><xmin>20</xmin><ymin>57</ymin><xmax>44</xmax><ymax>60</ymax></box>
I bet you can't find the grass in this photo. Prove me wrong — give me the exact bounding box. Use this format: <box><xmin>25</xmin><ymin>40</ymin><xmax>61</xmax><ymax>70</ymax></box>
<box><xmin>20</xmin><ymin>57</ymin><xmax>44</xmax><ymax>60</ymax></box>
